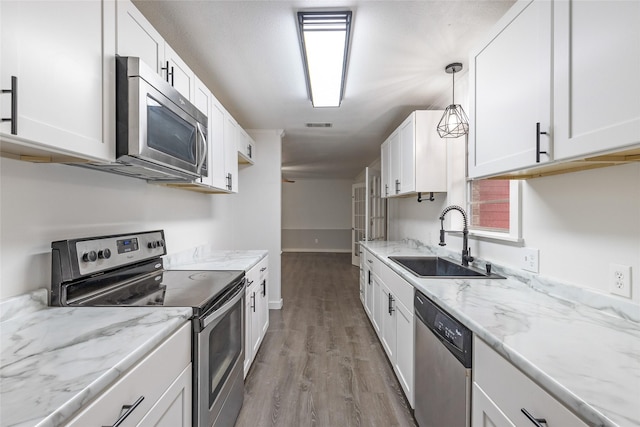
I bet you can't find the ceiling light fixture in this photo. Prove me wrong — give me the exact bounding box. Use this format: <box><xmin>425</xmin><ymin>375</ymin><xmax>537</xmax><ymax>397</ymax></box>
<box><xmin>297</xmin><ymin>11</ymin><xmax>352</xmax><ymax>108</ymax></box>
<box><xmin>437</xmin><ymin>63</ymin><xmax>469</xmax><ymax>138</ymax></box>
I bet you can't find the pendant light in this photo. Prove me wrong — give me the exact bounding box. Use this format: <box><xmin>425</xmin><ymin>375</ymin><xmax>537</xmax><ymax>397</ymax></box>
<box><xmin>437</xmin><ymin>63</ymin><xmax>469</xmax><ymax>138</ymax></box>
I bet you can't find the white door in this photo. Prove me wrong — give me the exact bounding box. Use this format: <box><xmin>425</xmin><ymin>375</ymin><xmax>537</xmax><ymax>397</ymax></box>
<box><xmin>165</xmin><ymin>44</ymin><xmax>195</xmax><ymax>101</ymax></box>
<box><xmin>351</xmin><ymin>182</ymin><xmax>366</xmax><ymax>266</ymax></box>
<box><xmin>367</xmin><ymin>168</ymin><xmax>387</xmax><ymax>241</ymax></box>
<box><xmin>116</xmin><ymin>0</ymin><xmax>165</xmax><ymax>75</ymax></box>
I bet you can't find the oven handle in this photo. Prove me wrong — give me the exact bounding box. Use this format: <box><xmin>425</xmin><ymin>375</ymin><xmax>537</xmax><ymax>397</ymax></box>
<box><xmin>201</xmin><ymin>282</ymin><xmax>245</xmax><ymax>329</ymax></box>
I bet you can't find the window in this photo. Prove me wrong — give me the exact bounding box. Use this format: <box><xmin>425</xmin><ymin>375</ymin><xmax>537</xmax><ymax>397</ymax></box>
<box><xmin>467</xmin><ymin>179</ymin><xmax>522</xmax><ymax>243</ymax></box>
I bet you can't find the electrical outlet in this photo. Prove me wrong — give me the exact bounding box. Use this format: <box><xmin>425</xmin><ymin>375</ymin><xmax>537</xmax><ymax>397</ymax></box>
<box><xmin>521</xmin><ymin>247</ymin><xmax>539</xmax><ymax>273</ymax></box>
<box><xmin>609</xmin><ymin>264</ymin><xmax>632</xmax><ymax>298</ymax></box>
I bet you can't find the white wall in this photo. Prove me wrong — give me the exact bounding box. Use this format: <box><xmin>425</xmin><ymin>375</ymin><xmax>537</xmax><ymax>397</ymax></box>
<box><xmin>282</xmin><ymin>178</ymin><xmax>353</xmax><ymax>252</ymax></box>
<box><xmin>235</xmin><ymin>130</ymin><xmax>283</xmax><ymax>308</ymax></box>
<box><xmin>0</xmin><ymin>131</ymin><xmax>283</xmax><ymax>304</ymax></box>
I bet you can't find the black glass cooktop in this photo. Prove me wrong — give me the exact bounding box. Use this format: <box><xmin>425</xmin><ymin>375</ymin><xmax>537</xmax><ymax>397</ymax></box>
<box><xmin>65</xmin><ymin>267</ymin><xmax>244</xmax><ymax>317</ymax></box>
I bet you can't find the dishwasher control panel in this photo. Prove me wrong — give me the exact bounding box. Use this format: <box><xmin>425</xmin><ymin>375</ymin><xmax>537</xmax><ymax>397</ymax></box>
<box><xmin>415</xmin><ymin>290</ymin><xmax>472</xmax><ymax>367</ymax></box>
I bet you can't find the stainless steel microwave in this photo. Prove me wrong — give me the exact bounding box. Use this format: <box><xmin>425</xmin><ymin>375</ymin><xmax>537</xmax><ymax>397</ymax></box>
<box><xmin>75</xmin><ymin>56</ymin><xmax>208</xmax><ymax>182</ymax></box>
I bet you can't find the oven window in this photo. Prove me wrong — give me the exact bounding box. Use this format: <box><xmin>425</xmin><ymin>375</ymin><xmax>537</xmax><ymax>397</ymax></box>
<box><xmin>146</xmin><ymin>96</ymin><xmax>197</xmax><ymax>164</ymax></box>
<box><xmin>208</xmin><ymin>299</ymin><xmax>242</xmax><ymax>407</ymax></box>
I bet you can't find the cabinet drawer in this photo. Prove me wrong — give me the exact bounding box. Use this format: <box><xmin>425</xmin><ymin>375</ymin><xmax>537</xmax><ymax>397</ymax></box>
<box><xmin>379</xmin><ymin>262</ymin><xmax>414</xmax><ymax>310</ymax></box>
<box><xmin>256</xmin><ymin>256</ymin><xmax>268</xmax><ymax>283</ymax></box>
<box><xmin>473</xmin><ymin>336</ymin><xmax>587</xmax><ymax>427</ymax></box>
<box><xmin>365</xmin><ymin>250</ymin><xmax>380</xmax><ymax>276</ymax></box>
<box><xmin>65</xmin><ymin>322</ymin><xmax>192</xmax><ymax>427</ymax></box>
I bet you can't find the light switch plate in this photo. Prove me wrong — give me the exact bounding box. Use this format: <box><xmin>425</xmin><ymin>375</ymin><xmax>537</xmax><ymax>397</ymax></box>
<box><xmin>522</xmin><ymin>247</ymin><xmax>539</xmax><ymax>273</ymax></box>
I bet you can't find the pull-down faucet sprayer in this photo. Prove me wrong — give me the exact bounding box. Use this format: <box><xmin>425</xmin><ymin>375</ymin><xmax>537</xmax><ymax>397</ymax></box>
<box><xmin>439</xmin><ymin>205</ymin><xmax>474</xmax><ymax>267</ymax></box>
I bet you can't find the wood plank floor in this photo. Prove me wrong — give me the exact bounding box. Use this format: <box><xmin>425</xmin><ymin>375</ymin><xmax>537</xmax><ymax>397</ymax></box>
<box><xmin>235</xmin><ymin>252</ymin><xmax>417</xmax><ymax>427</ymax></box>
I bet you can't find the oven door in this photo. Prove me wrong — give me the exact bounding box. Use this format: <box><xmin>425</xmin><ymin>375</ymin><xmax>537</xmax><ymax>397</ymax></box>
<box><xmin>195</xmin><ymin>283</ymin><xmax>245</xmax><ymax>427</ymax></box>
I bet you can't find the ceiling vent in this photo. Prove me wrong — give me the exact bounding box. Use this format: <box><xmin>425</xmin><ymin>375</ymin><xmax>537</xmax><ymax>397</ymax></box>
<box><xmin>305</xmin><ymin>123</ymin><xmax>333</xmax><ymax>128</ymax></box>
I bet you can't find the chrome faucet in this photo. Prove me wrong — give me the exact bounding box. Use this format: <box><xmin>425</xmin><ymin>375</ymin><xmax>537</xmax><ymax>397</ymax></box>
<box><xmin>439</xmin><ymin>205</ymin><xmax>474</xmax><ymax>267</ymax></box>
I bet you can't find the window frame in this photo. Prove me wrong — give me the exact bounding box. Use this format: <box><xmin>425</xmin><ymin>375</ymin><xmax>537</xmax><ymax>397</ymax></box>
<box><xmin>466</xmin><ymin>179</ymin><xmax>523</xmax><ymax>244</ymax></box>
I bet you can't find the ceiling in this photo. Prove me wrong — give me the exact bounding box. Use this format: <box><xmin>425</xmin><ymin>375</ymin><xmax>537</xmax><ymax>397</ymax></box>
<box><xmin>133</xmin><ymin>0</ymin><xmax>515</xmax><ymax>180</ymax></box>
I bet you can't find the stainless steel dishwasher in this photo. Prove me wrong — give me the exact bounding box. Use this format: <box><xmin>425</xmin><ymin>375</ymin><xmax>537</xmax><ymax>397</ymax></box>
<box><xmin>414</xmin><ymin>290</ymin><xmax>472</xmax><ymax>427</ymax></box>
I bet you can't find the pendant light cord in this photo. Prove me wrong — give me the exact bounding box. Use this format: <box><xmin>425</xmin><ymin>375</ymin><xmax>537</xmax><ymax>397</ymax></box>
<box><xmin>452</xmin><ymin>69</ymin><xmax>455</xmax><ymax>104</ymax></box>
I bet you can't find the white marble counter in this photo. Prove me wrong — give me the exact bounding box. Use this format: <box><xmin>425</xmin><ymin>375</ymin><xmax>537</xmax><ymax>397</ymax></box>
<box><xmin>164</xmin><ymin>247</ymin><xmax>267</xmax><ymax>272</ymax></box>
<box><xmin>0</xmin><ymin>289</ymin><xmax>192</xmax><ymax>427</ymax></box>
<box><xmin>361</xmin><ymin>241</ymin><xmax>640</xmax><ymax>427</ymax></box>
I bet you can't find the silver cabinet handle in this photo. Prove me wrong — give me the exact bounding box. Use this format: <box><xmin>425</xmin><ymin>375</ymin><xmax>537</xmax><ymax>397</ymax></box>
<box><xmin>368</xmin><ymin>259</ymin><xmax>373</xmax><ymax>264</ymax></box>
<box><xmin>395</xmin><ymin>179</ymin><xmax>400</xmax><ymax>194</ymax></box>
<box><xmin>261</xmin><ymin>280</ymin><xmax>266</xmax><ymax>297</ymax></box>
<box><xmin>1</xmin><ymin>76</ymin><xmax>17</xmax><ymax>134</ymax></box>
<box><xmin>260</xmin><ymin>267</ymin><xmax>267</xmax><ymax>272</ymax></box>
<box><xmin>103</xmin><ymin>396</ymin><xmax>144</xmax><ymax>427</ymax></box>
<box><xmin>251</xmin><ymin>292</ymin><xmax>256</xmax><ymax>312</ymax></box>
<box><xmin>388</xmin><ymin>293</ymin><xmax>395</xmax><ymax>315</ymax></box>
<box><xmin>161</xmin><ymin>61</ymin><xmax>174</xmax><ymax>86</ymax></box>
<box><xmin>521</xmin><ymin>408</ymin><xmax>547</xmax><ymax>427</ymax></box>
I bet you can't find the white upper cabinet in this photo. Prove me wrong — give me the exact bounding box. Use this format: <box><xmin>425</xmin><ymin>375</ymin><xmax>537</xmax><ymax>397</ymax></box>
<box><xmin>115</xmin><ymin>0</ymin><xmax>164</xmax><ymax>74</ymax></box>
<box><xmin>116</xmin><ymin>0</ymin><xmax>195</xmax><ymax>102</ymax></box>
<box><xmin>209</xmin><ymin>96</ymin><xmax>229</xmax><ymax>190</ymax></box>
<box><xmin>0</xmin><ymin>0</ymin><xmax>115</xmax><ymax>162</ymax></box>
<box><xmin>237</xmin><ymin>128</ymin><xmax>255</xmax><ymax>165</ymax></box>
<box><xmin>381</xmin><ymin>111</ymin><xmax>447</xmax><ymax>197</ymax></box>
<box><xmin>553</xmin><ymin>0</ymin><xmax>640</xmax><ymax>160</ymax></box>
<box><xmin>468</xmin><ymin>0</ymin><xmax>552</xmax><ymax>179</ymax></box>
<box><xmin>469</xmin><ymin>0</ymin><xmax>640</xmax><ymax>179</ymax></box>
<box><xmin>164</xmin><ymin>44</ymin><xmax>195</xmax><ymax>102</ymax></box>
<box><xmin>223</xmin><ymin>113</ymin><xmax>240</xmax><ymax>193</ymax></box>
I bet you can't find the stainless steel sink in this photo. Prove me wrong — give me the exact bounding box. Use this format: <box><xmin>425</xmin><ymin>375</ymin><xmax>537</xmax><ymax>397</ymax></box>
<box><xmin>388</xmin><ymin>256</ymin><xmax>505</xmax><ymax>279</ymax></box>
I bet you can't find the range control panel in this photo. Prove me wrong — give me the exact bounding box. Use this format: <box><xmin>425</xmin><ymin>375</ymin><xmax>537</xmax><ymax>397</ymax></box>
<box><xmin>53</xmin><ymin>230</ymin><xmax>166</xmax><ymax>278</ymax></box>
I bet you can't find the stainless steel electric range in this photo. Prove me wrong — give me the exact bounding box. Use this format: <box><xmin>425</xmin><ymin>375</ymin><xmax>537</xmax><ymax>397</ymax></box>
<box><xmin>50</xmin><ymin>230</ymin><xmax>245</xmax><ymax>427</ymax></box>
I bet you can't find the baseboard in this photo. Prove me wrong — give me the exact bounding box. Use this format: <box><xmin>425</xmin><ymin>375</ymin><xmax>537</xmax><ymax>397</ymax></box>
<box><xmin>269</xmin><ymin>298</ymin><xmax>283</xmax><ymax>310</ymax></box>
<box><xmin>282</xmin><ymin>248</ymin><xmax>352</xmax><ymax>253</ymax></box>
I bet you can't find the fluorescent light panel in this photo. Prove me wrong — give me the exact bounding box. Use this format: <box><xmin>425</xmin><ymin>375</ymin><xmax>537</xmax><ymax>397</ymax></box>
<box><xmin>298</xmin><ymin>11</ymin><xmax>352</xmax><ymax>108</ymax></box>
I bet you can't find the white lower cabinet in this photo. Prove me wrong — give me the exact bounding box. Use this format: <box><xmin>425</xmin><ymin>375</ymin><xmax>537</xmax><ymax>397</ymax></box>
<box><xmin>65</xmin><ymin>323</ymin><xmax>192</xmax><ymax>427</ymax></box>
<box><xmin>244</xmin><ymin>256</ymin><xmax>269</xmax><ymax>377</ymax></box>
<box><xmin>472</xmin><ymin>336</ymin><xmax>587</xmax><ymax>427</ymax></box>
<box><xmin>360</xmin><ymin>251</ymin><xmax>414</xmax><ymax>408</ymax></box>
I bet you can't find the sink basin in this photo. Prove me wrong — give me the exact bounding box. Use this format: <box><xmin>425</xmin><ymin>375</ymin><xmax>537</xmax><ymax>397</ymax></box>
<box><xmin>388</xmin><ymin>256</ymin><xmax>504</xmax><ymax>279</ymax></box>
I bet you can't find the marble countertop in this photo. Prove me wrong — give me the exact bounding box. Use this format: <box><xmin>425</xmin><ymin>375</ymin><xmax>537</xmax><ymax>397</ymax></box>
<box><xmin>0</xmin><ymin>289</ymin><xmax>192</xmax><ymax>427</ymax></box>
<box><xmin>164</xmin><ymin>248</ymin><xmax>268</xmax><ymax>271</ymax></box>
<box><xmin>360</xmin><ymin>241</ymin><xmax>640</xmax><ymax>427</ymax></box>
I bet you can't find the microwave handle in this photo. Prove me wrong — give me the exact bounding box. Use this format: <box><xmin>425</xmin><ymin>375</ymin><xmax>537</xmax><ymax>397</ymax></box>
<box><xmin>196</xmin><ymin>122</ymin><xmax>207</xmax><ymax>175</ymax></box>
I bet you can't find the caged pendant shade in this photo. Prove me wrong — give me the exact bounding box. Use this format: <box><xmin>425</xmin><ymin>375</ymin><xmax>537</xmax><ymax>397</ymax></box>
<box><xmin>437</xmin><ymin>63</ymin><xmax>469</xmax><ymax>138</ymax></box>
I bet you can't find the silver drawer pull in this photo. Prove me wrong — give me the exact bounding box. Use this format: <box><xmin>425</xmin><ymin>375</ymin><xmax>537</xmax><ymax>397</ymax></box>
<box><xmin>104</xmin><ymin>396</ymin><xmax>144</xmax><ymax>427</ymax></box>
<box><xmin>368</xmin><ymin>259</ymin><xmax>373</xmax><ymax>264</ymax></box>
<box><xmin>521</xmin><ymin>408</ymin><xmax>547</xmax><ymax>427</ymax></box>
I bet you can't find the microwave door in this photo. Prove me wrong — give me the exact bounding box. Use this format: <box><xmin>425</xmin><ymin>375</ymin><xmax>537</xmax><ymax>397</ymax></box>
<box><xmin>132</xmin><ymin>77</ymin><xmax>200</xmax><ymax>177</ymax></box>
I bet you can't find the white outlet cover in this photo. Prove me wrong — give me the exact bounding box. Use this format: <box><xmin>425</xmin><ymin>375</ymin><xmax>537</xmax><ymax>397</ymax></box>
<box><xmin>609</xmin><ymin>264</ymin><xmax>632</xmax><ymax>298</ymax></box>
<box><xmin>522</xmin><ymin>247</ymin><xmax>539</xmax><ymax>273</ymax></box>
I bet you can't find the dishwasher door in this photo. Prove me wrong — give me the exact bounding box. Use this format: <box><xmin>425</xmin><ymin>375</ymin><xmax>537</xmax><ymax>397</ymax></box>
<box><xmin>414</xmin><ymin>313</ymin><xmax>472</xmax><ymax>427</ymax></box>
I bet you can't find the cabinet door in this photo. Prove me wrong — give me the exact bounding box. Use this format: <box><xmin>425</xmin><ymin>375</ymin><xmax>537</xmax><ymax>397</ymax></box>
<box><xmin>193</xmin><ymin>78</ymin><xmax>213</xmax><ymax>187</ymax></box>
<box><xmin>116</xmin><ymin>0</ymin><xmax>164</xmax><ymax>75</ymax></box>
<box><xmin>209</xmin><ymin>97</ymin><xmax>227</xmax><ymax>190</ymax></box>
<box><xmin>250</xmin><ymin>287</ymin><xmax>261</xmax><ymax>358</ymax></box>
<box><xmin>371</xmin><ymin>275</ymin><xmax>382</xmax><ymax>334</ymax></box>
<box><xmin>389</xmin><ymin>131</ymin><xmax>402</xmax><ymax>196</ymax></box>
<box><xmin>1</xmin><ymin>0</ymin><xmax>113</xmax><ymax>161</ymax></box>
<box><xmin>223</xmin><ymin>113</ymin><xmax>239</xmax><ymax>193</ymax></box>
<box><xmin>139</xmin><ymin>364</ymin><xmax>192</xmax><ymax>427</ymax></box>
<box><xmin>469</xmin><ymin>0</ymin><xmax>552</xmax><ymax>178</ymax></box>
<box><xmin>553</xmin><ymin>0</ymin><xmax>640</xmax><ymax>159</ymax></box>
<box><xmin>258</xmin><ymin>262</ymin><xmax>269</xmax><ymax>337</ymax></box>
<box><xmin>164</xmin><ymin>44</ymin><xmax>195</xmax><ymax>101</ymax></box>
<box><xmin>364</xmin><ymin>267</ymin><xmax>373</xmax><ymax>318</ymax></box>
<box><xmin>380</xmin><ymin>283</ymin><xmax>396</xmax><ymax>361</ymax></box>
<box><xmin>394</xmin><ymin>301</ymin><xmax>413</xmax><ymax>408</ymax></box>
<box><xmin>472</xmin><ymin>383</ymin><xmax>516</xmax><ymax>427</ymax></box>
<box><xmin>244</xmin><ymin>285</ymin><xmax>253</xmax><ymax>378</ymax></box>
<box><xmin>398</xmin><ymin>114</ymin><xmax>415</xmax><ymax>195</ymax></box>
<box><xmin>380</xmin><ymin>139</ymin><xmax>391</xmax><ymax>198</ymax></box>
<box><xmin>237</xmin><ymin>128</ymin><xmax>255</xmax><ymax>164</ymax></box>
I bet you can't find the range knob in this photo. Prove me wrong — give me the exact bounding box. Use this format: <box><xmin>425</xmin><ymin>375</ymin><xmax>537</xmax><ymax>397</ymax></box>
<box><xmin>82</xmin><ymin>251</ymin><xmax>98</xmax><ymax>262</ymax></box>
<box><xmin>98</xmin><ymin>248</ymin><xmax>111</xmax><ymax>259</ymax></box>
<box><xmin>148</xmin><ymin>241</ymin><xmax>158</xmax><ymax>249</ymax></box>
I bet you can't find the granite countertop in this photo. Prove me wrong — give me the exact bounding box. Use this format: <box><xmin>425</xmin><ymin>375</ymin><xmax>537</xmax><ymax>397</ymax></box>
<box><xmin>360</xmin><ymin>241</ymin><xmax>640</xmax><ymax>427</ymax></box>
<box><xmin>164</xmin><ymin>248</ymin><xmax>268</xmax><ymax>271</ymax></box>
<box><xmin>0</xmin><ymin>289</ymin><xmax>192</xmax><ymax>427</ymax></box>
